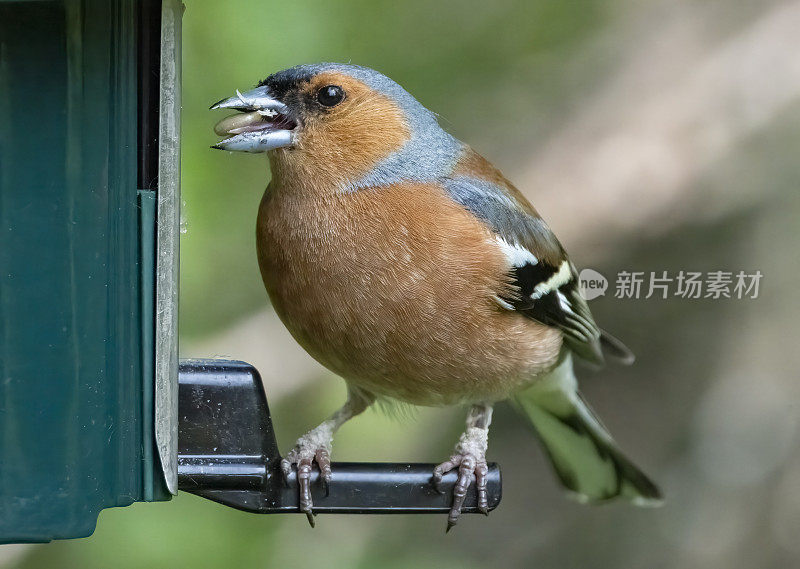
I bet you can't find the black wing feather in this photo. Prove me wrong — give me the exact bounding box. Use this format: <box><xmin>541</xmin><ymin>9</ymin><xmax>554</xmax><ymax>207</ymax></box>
<box><xmin>443</xmin><ymin>175</ymin><xmax>611</xmax><ymax>365</ymax></box>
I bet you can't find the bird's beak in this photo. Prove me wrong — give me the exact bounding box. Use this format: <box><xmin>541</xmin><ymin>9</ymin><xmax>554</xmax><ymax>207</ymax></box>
<box><xmin>210</xmin><ymin>86</ymin><xmax>297</xmax><ymax>153</ymax></box>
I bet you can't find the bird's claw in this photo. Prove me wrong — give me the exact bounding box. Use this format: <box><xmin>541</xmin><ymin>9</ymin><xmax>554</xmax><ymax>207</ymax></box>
<box><xmin>281</xmin><ymin>443</ymin><xmax>333</xmax><ymax>528</ymax></box>
<box><xmin>433</xmin><ymin>451</ymin><xmax>490</xmax><ymax>532</ymax></box>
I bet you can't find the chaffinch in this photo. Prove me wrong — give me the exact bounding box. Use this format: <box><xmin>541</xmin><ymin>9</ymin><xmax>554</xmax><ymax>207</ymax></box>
<box><xmin>211</xmin><ymin>63</ymin><xmax>662</xmax><ymax>530</ymax></box>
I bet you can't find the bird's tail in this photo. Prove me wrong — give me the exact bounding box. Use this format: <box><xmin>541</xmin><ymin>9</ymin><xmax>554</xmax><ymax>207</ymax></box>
<box><xmin>511</xmin><ymin>353</ymin><xmax>662</xmax><ymax>505</ymax></box>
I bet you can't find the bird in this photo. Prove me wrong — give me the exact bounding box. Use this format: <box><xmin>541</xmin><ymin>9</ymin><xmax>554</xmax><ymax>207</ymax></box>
<box><xmin>210</xmin><ymin>63</ymin><xmax>662</xmax><ymax>530</ymax></box>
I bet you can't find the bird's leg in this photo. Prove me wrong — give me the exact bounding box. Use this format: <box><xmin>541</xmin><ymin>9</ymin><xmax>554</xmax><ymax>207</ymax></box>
<box><xmin>281</xmin><ymin>388</ymin><xmax>374</xmax><ymax>527</ymax></box>
<box><xmin>432</xmin><ymin>403</ymin><xmax>493</xmax><ymax>532</ymax></box>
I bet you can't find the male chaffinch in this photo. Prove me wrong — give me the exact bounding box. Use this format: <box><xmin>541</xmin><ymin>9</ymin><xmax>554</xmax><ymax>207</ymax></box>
<box><xmin>211</xmin><ymin>63</ymin><xmax>662</xmax><ymax>530</ymax></box>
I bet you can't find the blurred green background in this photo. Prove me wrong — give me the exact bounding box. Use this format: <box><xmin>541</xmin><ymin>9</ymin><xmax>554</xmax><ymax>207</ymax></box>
<box><xmin>6</xmin><ymin>0</ymin><xmax>800</xmax><ymax>567</ymax></box>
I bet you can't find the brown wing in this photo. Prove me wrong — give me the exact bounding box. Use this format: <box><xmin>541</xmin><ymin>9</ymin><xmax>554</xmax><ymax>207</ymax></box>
<box><xmin>445</xmin><ymin>150</ymin><xmax>612</xmax><ymax>364</ymax></box>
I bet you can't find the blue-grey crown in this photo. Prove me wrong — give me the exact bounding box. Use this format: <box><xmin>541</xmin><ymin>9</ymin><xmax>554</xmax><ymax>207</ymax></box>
<box><xmin>264</xmin><ymin>63</ymin><xmax>464</xmax><ymax>190</ymax></box>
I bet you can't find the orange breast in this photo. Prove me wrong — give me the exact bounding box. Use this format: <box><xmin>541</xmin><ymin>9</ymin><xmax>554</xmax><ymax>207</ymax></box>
<box><xmin>256</xmin><ymin>181</ymin><xmax>562</xmax><ymax>406</ymax></box>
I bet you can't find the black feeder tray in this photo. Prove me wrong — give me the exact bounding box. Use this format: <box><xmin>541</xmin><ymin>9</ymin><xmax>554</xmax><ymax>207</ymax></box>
<box><xmin>178</xmin><ymin>360</ymin><xmax>502</xmax><ymax>515</ymax></box>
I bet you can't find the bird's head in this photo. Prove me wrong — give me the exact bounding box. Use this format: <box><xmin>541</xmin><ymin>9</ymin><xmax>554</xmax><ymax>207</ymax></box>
<box><xmin>211</xmin><ymin>63</ymin><xmax>461</xmax><ymax>190</ymax></box>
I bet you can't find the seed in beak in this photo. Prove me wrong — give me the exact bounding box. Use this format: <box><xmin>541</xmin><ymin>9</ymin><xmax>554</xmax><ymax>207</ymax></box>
<box><xmin>214</xmin><ymin>111</ymin><xmax>274</xmax><ymax>137</ymax></box>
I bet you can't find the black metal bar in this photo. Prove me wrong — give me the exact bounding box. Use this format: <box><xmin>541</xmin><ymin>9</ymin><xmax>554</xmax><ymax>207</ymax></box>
<box><xmin>177</xmin><ymin>360</ymin><xmax>502</xmax><ymax>515</ymax></box>
<box><xmin>177</xmin><ymin>455</ymin><xmax>267</xmax><ymax>490</ymax></box>
<box><xmin>185</xmin><ymin>462</ymin><xmax>502</xmax><ymax>515</ymax></box>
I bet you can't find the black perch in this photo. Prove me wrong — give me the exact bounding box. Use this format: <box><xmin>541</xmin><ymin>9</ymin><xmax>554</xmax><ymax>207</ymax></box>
<box><xmin>178</xmin><ymin>360</ymin><xmax>502</xmax><ymax>514</ymax></box>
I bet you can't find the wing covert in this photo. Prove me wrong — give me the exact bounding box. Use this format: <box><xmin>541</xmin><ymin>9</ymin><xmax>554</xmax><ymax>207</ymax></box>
<box><xmin>442</xmin><ymin>174</ymin><xmax>605</xmax><ymax>364</ymax></box>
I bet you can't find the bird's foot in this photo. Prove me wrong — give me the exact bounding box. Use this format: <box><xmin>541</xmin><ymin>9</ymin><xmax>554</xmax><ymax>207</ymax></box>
<box><xmin>280</xmin><ymin>425</ymin><xmax>334</xmax><ymax>528</ymax></box>
<box><xmin>432</xmin><ymin>426</ymin><xmax>490</xmax><ymax>532</ymax></box>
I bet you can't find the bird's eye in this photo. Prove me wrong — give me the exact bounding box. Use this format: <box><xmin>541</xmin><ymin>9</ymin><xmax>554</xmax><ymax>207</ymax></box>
<box><xmin>317</xmin><ymin>85</ymin><xmax>345</xmax><ymax>107</ymax></box>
